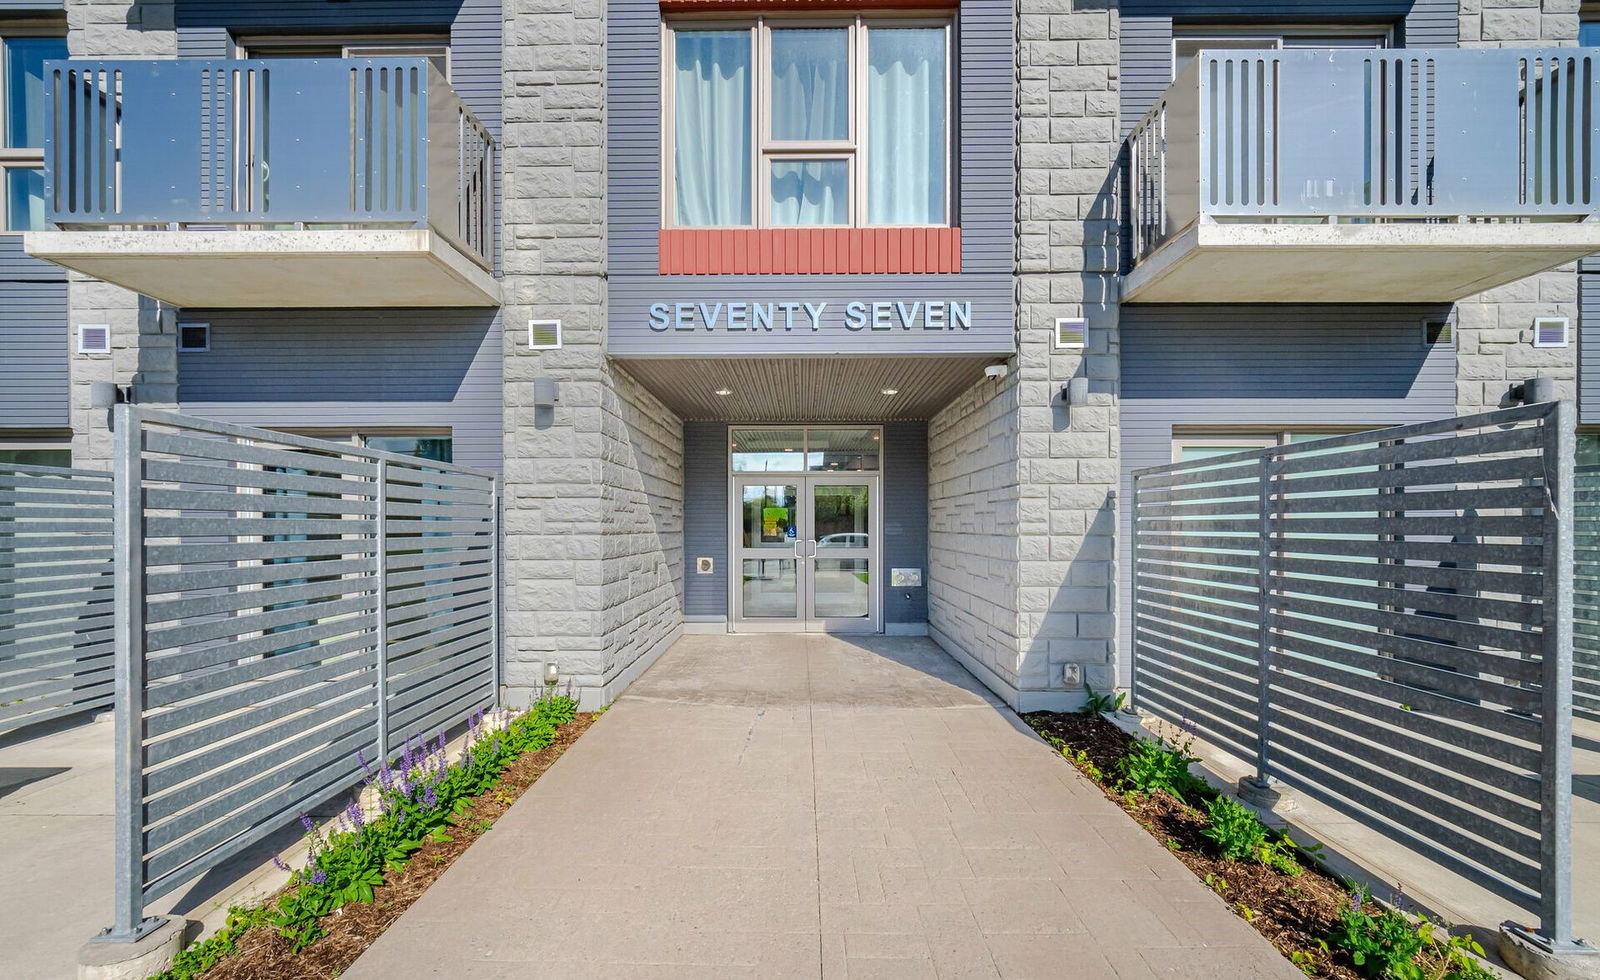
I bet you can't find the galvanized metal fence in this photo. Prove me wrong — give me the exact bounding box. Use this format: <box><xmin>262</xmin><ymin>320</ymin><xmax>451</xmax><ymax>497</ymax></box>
<box><xmin>1574</xmin><ymin>449</ymin><xmax>1600</xmax><ymax>723</ymax></box>
<box><xmin>0</xmin><ymin>462</ymin><xmax>114</xmax><ymax>732</ymax></box>
<box><xmin>1131</xmin><ymin>402</ymin><xmax>1577</xmax><ymax>949</ymax></box>
<box><xmin>108</xmin><ymin>407</ymin><xmax>500</xmax><ymax>941</ymax></box>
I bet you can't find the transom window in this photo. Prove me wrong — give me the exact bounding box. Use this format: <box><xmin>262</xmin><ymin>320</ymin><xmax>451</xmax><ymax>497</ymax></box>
<box><xmin>665</xmin><ymin>17</ymin><xmax>951</xmax><ymax>229</ymax></box>
<box><xmin>1171</xmin><ymin>26</ymin><xmax>1389</xmax><ymax>78</ymax></box>
<box><xmin>1</xmin><ymin>29</ymin><xmax>68</xmax><ymax>232</ymax></box>
<box><xmin>731</xmin><ymin>426</ymin><xmax>881</xmax><ymax>473</ymax></box>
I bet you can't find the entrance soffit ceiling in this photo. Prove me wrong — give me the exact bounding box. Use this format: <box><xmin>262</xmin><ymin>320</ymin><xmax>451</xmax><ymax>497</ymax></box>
<box><xmin>612</xmin><ymin>355</ymin><xmax>1003</xmax><ymax>422</ymax></box>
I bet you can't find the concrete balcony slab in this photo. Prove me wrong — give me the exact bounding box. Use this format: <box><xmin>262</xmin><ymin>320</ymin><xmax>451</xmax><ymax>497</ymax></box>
<box><xmin>22</xmin><ymin>230</ymin><xmax>501</xmax><ymax>309</ymax></box>
<box><xmin>1122</xmin><ymin>221</ymin><xmax>1600</xmax><ymax>305</ymax></box>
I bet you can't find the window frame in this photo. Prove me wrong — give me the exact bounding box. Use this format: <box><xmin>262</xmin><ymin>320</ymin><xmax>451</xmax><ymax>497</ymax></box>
<box><xmin>233</xmin><ymin>35</ymin><xmax>453</xmax><ymax>80</ymax></box>
<box><xmin>1170</xmin><ymin>24</ymin><xmax>1392</xmax><ymax>79</ymax></box>
<box><xmin>661</xmin><ymin>12</ymin><xmax>955</xmax><ymax>231</ymax></box>
<box><xmin>0</xmin><ymin>24</ymin><xmax>68</xmax><ymax>234</ymax></box>
<box><xmin>0</xmin><ymin>441</ymin><xmax>72</xmax><ymax>467</ymax></box>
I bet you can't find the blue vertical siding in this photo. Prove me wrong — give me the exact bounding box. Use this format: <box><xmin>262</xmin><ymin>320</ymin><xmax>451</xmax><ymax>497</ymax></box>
<box><xmin>1118</xmin><ymin>305</ymin><xmax>1458</xmax><ymax>686</ymax></box>
<box><xmin>883</xmin><ymin>421</ymin><xmax>929</xmax><ymax>626</ymax></box>
<box><xmin>683</xmin><ymin>422</ymin><xmax>730</xmax><ymax>621</ymax></box>
<box><xmin>175</xmin><ymin>309</ymin><xmax>504</xmax><ymax>473</ymax></box>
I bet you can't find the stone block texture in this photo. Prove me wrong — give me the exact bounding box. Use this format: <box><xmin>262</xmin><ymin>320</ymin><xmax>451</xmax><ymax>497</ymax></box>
<box><xmin>930</xmin><ymin>0</ymin><xmax>1119</xmax><ymax>711</ymax></box>
<box><xmin>501</xmin><ymin>0</ymin><xmax>683</xmax><ymax>709</ymax></box>
<box><xmin>1455</xmin><ymin>0</ymin><xmax>1581</xmax><ymax>413</ymax></box>
<box><xmin>65</xmin><ymin>1</ymin><xmax>178</xmax><ymax>467</ymax></box>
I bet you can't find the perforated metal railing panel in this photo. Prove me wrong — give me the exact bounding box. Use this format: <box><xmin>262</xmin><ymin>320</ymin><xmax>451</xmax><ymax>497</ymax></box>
<box><xmin>0</xmin><ymin>463</ymin><xmax>114</xmax><ymax>732</ymax></box>
<box><xmin>111</xmin><ymin>408</ymin><xmax>498</xmax><ymax>935</ymax></box>
<box><xmin>1575</xmin><ymin>441</ymin><xmax>1600</xmax><ymax>723</ymax></box>
<box><xmin>1132</xmin><ymin>402</ymin><xmax>1573</xmax><ymax>935</ymax></box>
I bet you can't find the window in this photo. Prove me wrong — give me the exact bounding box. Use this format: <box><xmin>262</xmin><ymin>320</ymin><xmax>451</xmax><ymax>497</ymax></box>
<box><xmin>1</xmin><ymin>29</ymin><xmax>67</xmax><ymax>232</ymax></box>
<box><xmin>1582</xmin><ymin>7</ymin><xmax>1600</xmax><ymax>46</ymax></box>
<box><xmin>239</xmin><ymin>37</ymin><xmax>451</xmax><ymax>79</ymax></box>
<box><xmin>0</xmin><ymin>445</ymin><xmax>70</xmax><ymax>467</ymax></box>
<box><xmin>1172</xmin><ymin>26</ymin><xmax>1388</xmax><ymax>78</ymax></box>
<box><xmin>666</xmin><ymin>16</ymin><xmax>951</xmax><ymax>229</ymax></box>
<box><xmin>731</xmin><ymin>426</ymin><xmax>880</xmax><ymax>472</ymax></box>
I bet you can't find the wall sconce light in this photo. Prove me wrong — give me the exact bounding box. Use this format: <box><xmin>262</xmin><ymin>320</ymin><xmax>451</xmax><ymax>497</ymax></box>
<box><xmin>89</xmin><ymin>382</ymin><xmax>128</xmax><ymax>409</ymax></box>
<box><xmin>543</xmin><ymin>661</ymin><xmax>560</xmax><ymax>686</ymax></box>
<box><xmin>532</xmin><ymin>378</ymin><xmax>560</xmax><ymax>408</ymax></box>
<box><xmin>1509</xmin><ymin>376</ymin><xmax>1555</xmax><ymax>405</ymax></box>
<box><xmin>1059</xmin><ymin>377</ymin><xmax>1089</xmax><ymax>407</ymax></box>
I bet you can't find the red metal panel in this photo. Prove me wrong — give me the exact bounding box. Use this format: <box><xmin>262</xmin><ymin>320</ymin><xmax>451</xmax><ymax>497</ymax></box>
<box><xmin>656</xmin><ymin>227</ymin><xmax>961</xmax><ymax>274</ymax></box>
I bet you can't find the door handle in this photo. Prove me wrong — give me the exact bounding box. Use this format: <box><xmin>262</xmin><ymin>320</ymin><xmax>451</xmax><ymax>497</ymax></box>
<box><xmin>808</xmin><ymin>539</ymin><xmax>818</xmax><ymax>559</ymax></box>
<box><xmin>795</xmin><ymin>538</ymin><xmax>806</xmax><ymax>561</ymax></box>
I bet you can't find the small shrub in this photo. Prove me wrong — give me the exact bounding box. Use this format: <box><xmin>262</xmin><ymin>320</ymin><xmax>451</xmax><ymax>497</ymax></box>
<box><xmin>1117</xmin><ymin>734</ymin><xmax>1209</xmax><ymax>802</ymax></box>
<box><xmin>1327</xmin><ymin>890</ymin><xmax>1495</xmax><ymax>980</ymax></box>
<box><xmin>1200</xmin><ymin>796</ymin><xmax>1303</xmax><ymax>875</ymax></box>
<box><xmin>151</xmin><ymin>905</ymin><xmax>271</xmax><ymax>980</ymax></box>
<box><xmin>1081</xmin><ymin>684</ymin><xmax>1127</xmax><ymax>716</ymax></box>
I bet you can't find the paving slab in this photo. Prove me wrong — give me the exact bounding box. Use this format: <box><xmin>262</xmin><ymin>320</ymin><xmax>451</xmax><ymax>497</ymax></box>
<box><xmin>346</xmin><ymin>635</ymin><xmax>1300</xmax><ymax>979</ymax></box>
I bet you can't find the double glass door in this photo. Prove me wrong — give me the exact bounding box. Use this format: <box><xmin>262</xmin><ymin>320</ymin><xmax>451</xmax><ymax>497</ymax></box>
<box><xmin>733</xmin><ymin>475</ymin><xmax>877</xmax><ymax>632</ymax></box>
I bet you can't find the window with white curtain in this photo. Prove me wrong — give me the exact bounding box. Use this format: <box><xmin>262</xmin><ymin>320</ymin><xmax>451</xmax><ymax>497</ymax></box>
<box><xmin>666</xmin><ymin>16</ymin><xmax>951</xmax><ymax>229</ymax></box>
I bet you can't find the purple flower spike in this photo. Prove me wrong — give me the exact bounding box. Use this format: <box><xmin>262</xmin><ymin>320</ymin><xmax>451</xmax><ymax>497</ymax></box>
<box><xmin>310</xmin><ymin>869</ymin><xmax>328</xmax><ymax>886</ymax></box>
<box><xmin>299</xmin><ymin>813</ymin><xmax>315</xmax><ymax>834</ymax></box>
<box><xmin>1350</xmin><ymin>891</ymin><xmax>1363</xmax><ymax>914</ymax></box>
<box><xmin>272</xmin><ymin>856</ymin><xmax>291</xmax><ymax>873</ymax></box>
<box><xmin>423</xmin><ymin>785</ymin><xmax>438</xmax><ymax>810</ymax></box>
<box><xmin>357</xmin><ymin>747</ymin><xmax>371</xmax><ymax>775</ymax></box>
<box><xmin>346</xmin><ymin>801</ymin><xmax>366</xmax><ymax>829</ymax></box>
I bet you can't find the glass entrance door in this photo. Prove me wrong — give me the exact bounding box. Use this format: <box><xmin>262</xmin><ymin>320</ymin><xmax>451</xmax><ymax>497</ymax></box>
<box><xmin>732</xmin><ymin>475</ymin><xmax>878</xmax><ymax>633</ymax></box>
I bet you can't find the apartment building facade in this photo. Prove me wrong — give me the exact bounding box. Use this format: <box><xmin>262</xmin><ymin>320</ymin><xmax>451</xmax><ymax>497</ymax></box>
<box><xmin>0</xmin><ymin>0</ymin><xmax>1593</xmax><ymax>710</ymax></box>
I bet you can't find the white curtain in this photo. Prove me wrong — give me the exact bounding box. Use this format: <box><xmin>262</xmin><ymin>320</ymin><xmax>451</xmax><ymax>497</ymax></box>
<box><xmin>674</xmin><ymin>31</ymin><xmax>752</xmax><ymax>226</ymax></box>
<box><xmin>771</xmin><ymin>160</ymin><xmax>847</xmax><ymax>225</ymax></box>
<box><xmin>770</xmin><ymin>28</ymin><xmax>849</xmax><ymax>142</ymax></box>
<box><xmin>867</xmin><ymin>28</ymin><xmax>947</xmax><ymax>226</ymax></box>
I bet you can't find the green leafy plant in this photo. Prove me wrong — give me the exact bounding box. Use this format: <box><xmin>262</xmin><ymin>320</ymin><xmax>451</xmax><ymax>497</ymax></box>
<box><xmin>1290</xmin><ymin>948</ymin><xmax>1324</xmax><ymax>976</ymax></box>
<box><xmin>1200</xmin><ymin>795</ymin><xmax>1303</xmax><ymax>875</ymax></box>
<box><xmin>1327</xmin><ymin>890</ymin><xmax>1494</xmax><ymax>980</ymax></box>
<box><xmin>1081</xmin><ymin>684</ymin><xmax>1127</xmax><ymax>716</ymax></box>
<box><xmin>150</xmin><ymin>905</ymin><xmax>271</xmax><ymax>980</ymax></box>
<box><xmin>1061</xmin><ymin>745</ymin><xmax>1103</xmax><ymax>782</ymax></box>
<box><xmin>265</xmin><ymin>693</ymin><xmax>579</xmax><ymax>951</ymax></box>
<box><xmin>1116</xmin><ymin>734</ymin><xmax>1210</xmax><ymax>802</ymax></box>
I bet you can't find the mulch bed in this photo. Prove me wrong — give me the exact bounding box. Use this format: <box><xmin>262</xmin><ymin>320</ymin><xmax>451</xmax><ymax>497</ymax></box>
<box><xmin>1023</xmin><ymin>710</ymin><xmax>1373</xmax><ymax>980</ymax></box>
<box><xmin>200</xmin><ymin>711</ymin><xmax>599</xmax><ymax>980</ymax></box>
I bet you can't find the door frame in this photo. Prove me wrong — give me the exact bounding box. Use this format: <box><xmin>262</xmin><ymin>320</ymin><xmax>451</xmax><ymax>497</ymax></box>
<box><xmin>725</xmin><ymin>425</ymin><xmax>885</xmax><ymax>634</ymax></box>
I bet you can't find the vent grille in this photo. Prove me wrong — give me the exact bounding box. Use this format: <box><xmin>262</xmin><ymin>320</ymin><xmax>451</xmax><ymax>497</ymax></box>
<box><xmin>77</xmin><ymin>324</ymin><xmax>110</xmax><ymax>354</ymax></box>
<box><xmin>1423</xmin><ymin>319</ymin><xmax>1454</xmax><ymax>348</ymax></box>
<box><xmin>528</xmin><ymin>319</ymin><xmax>562</xmax><ymax>350</ymax></box>
<box><xmin>179</xmin><ymin>324</ymin><xmax>210</xmax><ymax>352</ymax></box>
<box><xmin>1533</xmin><ymin>317</ymin><xmax>1569</xmax><ymax>348</ymax></box>
<box><xmin>1055</xmin><ymin>317</ymin><xmax>1086</xmax><ymax>350</ymax></box>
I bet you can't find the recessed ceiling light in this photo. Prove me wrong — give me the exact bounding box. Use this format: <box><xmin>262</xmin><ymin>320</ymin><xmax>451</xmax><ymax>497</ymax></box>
<box><xmin>714</xmin><ymin>388</ymin><xmax>732</xmax><ymax>396</ymax></box>
<box><xmin>881</xmin><ymin>388</ymin><xmax>899</xmax><ymax>396</ymax></box>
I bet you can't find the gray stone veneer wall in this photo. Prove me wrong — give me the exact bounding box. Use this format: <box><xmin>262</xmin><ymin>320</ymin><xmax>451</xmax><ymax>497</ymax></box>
<box><xmin>1455</xmin><ymin>0</ymin><xmax>1581</xmax><ymax>413</ymax></box>
<box><xmin>929</xmin><ymin>0</ymin><xmax>1119</xmax><ymax>711</ymax></box>
<box><xmin>65</xmin><ymin>0</ymin><xmax>179</xmax><ymax>466</ymax></box>
<box><xmin>501</xmin><ymin>0</ymin><xmax>683</xmax><ymax>710</ymax></box>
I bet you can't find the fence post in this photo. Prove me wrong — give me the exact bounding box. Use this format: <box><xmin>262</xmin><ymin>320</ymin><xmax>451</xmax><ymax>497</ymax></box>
<box><xmin>106</xmin><ymin>405</ymin><xmax>155</xmax><ymax>942</ymax></box>
<box><xmin>490</xmin><ymin>475</ymin><xmax>503</xmax><ymax>708</ymax></box>
<box><xmin>1537</xmin><ymin>399</ymin><xmax>1576</xmax><ymax>948</ymax></box>
<box><xmin>1252</xmin><ymin>453</ymin><xmax>1273</xmax><ymax>789</ymax></box>
<box><xmin>1128</xmin><ymin>475</ymin><xmax>1142</xmax><ymax>709</ymax></box>
<box><xmin>375</xmin><ymin>458</ymin><xmax>389</xmax><ymax>762</ymax></box>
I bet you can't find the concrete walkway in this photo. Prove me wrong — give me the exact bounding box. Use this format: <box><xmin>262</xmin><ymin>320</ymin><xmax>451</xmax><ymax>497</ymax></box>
<box><xmin>346</xmin><ymin>635</ymin><xmax>1299</xmax><ymax>979</ymax></box>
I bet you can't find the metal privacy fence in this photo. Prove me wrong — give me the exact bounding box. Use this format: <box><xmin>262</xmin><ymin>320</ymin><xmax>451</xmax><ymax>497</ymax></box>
<box><xmin>1575</xmin><ymin>448</ymin><xmax>1600</xmax><ymax>723</ymax></box>
<box><xmin>0</xmin><ymin>462</ymin><xmax>114</xmax><ymax>732</ymax></box>
<box><xmin>109</xmin><ymin>407</ymin><xmax>499</xmax><ymax>941</ymax></box>
<box><xmin>1131</xmin><ymin>402</ymin><xmax>1576</xmax><ymax>947</ymax></box>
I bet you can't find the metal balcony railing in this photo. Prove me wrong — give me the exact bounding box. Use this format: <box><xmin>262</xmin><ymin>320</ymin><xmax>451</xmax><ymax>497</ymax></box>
<box><xmin>1128</xmin><ymin>47</ymin><xmax>1600</xmax><ymax>265</ymax></box>
<box><xmin>43</xmin><ymin>58</ymin><xmax>495</xmax><ymax>269</ymax></box>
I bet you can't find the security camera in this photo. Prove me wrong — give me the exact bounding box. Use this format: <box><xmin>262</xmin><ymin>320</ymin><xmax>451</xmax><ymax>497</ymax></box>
<box><xmin>984</xmin><ymin>364</ymin><xmax>1009</xmax><ymax>381</ymax></box>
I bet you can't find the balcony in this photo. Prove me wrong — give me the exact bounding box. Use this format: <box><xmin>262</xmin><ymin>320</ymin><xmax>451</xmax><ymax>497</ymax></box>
<box><xmin>1124</xmin><ymin>48</ymin><xmax>1600</xmax><ymax>304</ymax></box>
<box><xmin>22</xmin><ymin>58</ymin><xmax>497</xmax><ymax>308</ymax></box>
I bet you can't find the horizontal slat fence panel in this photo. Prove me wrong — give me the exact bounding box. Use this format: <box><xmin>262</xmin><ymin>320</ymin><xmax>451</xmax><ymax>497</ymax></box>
<box><xmin>1575</xmin><ymin>450</ymin><xmax>1600</xmax><ymax>723</ymax></box>
<box><xmin>1131</xmin><ymin>402</ymin><xmax>1576</xmax><ymax>945</ymax></box>
<box><xmin>0</xmin><ymin>463</ymin><xmax>115</xmax><ymax>732</ymax></box>
<box><xmin>106</xmin><ymin>407</ymin><xmax>500</xmax><ymax>941</ymax></box>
